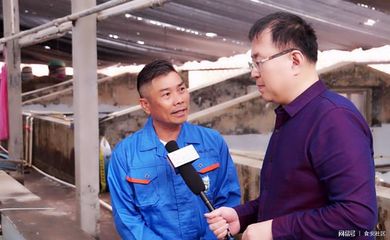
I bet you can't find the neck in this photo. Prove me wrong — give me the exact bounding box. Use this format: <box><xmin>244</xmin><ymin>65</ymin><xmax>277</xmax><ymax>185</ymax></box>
<box><xmin>283</xmin><ymin>67</ymin><xmax>319</xmax><ymax>105</ymax></box>
<box><xmin>153</xmin><ymin>122</ymin><xmax>182</xmax><ymax>142</ymax></box>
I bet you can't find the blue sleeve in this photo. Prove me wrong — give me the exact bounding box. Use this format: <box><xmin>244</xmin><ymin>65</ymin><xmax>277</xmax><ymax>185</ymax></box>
<box><xmin>272</xmin><ymin>108</ymin><xmax>377</xmax><ymax>239</ymax></box>
<box><xmin>107</xmin><ymin>148</ymin><xmax>163</xmax><ymax>240</ymax></box>
<box><xmin>213</xmin><ymin>135</ymin><xmax>241</xmax><ymax>208</ymax></box>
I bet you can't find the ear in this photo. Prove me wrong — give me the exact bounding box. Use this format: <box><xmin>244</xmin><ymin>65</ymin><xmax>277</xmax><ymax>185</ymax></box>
<box><xmin>290</xmin><ymin>50</ymin><xmax>304</xmax><ymax>74</ymax></box>
<box><xmin>139</xmin><ymin>97</ymin><xmax>151</xmax><ymax>115</ymax></box>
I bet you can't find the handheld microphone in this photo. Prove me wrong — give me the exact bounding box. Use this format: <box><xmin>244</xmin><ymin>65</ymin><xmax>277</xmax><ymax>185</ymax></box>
<box><xmin>165</xmin><ymin>140</ymin><xmax>234</xmax><ymax>240</ymax></box>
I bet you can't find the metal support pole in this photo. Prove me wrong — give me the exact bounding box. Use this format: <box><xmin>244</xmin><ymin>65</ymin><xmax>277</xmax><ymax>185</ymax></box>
<box><xmin>72</xmin><ymin>0</ymin><xmax>100</xmax><ymax>236</ymax></box>
<box><xmin>2</xmin><ymin>0</ymin><xmax>24</xmax><ymax>180</ymax></box>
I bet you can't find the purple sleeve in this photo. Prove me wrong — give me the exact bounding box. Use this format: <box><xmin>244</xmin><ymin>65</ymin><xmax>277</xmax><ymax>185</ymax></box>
<box><xmin>234</xmin><ymin>197</ymin><xmax>259</xmax><ymax>232</ymax></box>
<box><xmin>272</xmin><ymin>108</ymin><xmax>377</xmax><ymax>239</ymax></box>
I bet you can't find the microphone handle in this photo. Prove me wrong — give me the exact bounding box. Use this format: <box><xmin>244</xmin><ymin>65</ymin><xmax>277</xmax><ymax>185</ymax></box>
<box><xmin>199</xmin><ymin>192</ymin><xmax>235</xmax><ymax>240</ymax></box>
<box><xmin>200</xmin><ymin>191</ymin><xmax>215</xmax><ymax>211</ymax></box>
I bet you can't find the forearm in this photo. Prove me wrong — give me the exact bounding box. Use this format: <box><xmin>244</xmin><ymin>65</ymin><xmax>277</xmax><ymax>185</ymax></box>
<box><xmin>234</xmin><ymin>198</ymin><xmax>260</xmax><ymax>232</ymax></box>
<box><xmin>272</xmin><ymin>199</ymin><xmax>377</xmax><ymax>239</ymax></box>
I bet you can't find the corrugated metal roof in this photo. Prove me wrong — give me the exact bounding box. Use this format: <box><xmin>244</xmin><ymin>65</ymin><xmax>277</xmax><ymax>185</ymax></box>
<box><xmin>1</xmin><ymin>0</ymin><xmax>390</xmax><ymax>66</ymax></box>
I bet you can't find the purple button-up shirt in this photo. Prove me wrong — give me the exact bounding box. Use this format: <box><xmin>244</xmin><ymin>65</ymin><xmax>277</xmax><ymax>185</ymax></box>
<box><xmin>235</xmin><ymin>80</ymin><xmax>377</xmax><ymax>239</ymax></box>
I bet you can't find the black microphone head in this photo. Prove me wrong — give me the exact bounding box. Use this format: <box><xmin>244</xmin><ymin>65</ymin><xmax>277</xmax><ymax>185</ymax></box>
<box><xmin>179</xmin><ymin>164</ymin><xmax>205</xmax><ymax>194</ymax></box>
<box><xmin>165</xmin><ymin>140</ymin><xmax>179</xmax><ymax>153</ymax></box>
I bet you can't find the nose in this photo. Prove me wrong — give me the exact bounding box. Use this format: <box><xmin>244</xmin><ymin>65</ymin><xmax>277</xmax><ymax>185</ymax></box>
<box><xmin>173</xmin><ymin>91</ymin><xmax>184</xmax><ymax>105</ymax></box>
<box><xmin>250</xmin><ymin>67</ymin><xmax>260</xmax><ymax>81</ymax></box>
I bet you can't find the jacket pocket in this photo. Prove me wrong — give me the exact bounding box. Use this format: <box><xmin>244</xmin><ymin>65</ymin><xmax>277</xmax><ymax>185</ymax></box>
<box><xmin>126</xmin><ymin>166</ymin><xmax>159</xmax><ymax>207</ymax></box>
<box><xmin>193</xmin><ymin>158</ymin><xmax>220</xmax><ymax>174</ymax></box>
<box><xmin>193</xmin><ymin>157</ymin><xmax>220</xmax><ymax>196</ymax></box>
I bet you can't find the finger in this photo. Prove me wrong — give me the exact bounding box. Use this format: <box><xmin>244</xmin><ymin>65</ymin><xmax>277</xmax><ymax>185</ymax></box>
<box><xmin>207</xmin><ymin>216</ymin><xmax>225</xmax><ymax>225</ymax></box>
<box><xmin>215</xmin><ymin>224</ymin><xmax>229</xmax><ymax>239</ymax></box>
<box><xmin>204</xmin><ymin>208</ymin><xmax>222</xmax><ymax>218</ymax></box>
<box><xmin>209</xmin><ymin>218</ymin><xmax>227</xmax><ymax>231</ymax></box>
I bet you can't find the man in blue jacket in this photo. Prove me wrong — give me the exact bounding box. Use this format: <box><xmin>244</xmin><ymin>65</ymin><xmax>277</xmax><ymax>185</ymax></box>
<box><xmin>108</xmin><ymin>59</ymin><xmax>241</xmax><ymax>240</ymax></box>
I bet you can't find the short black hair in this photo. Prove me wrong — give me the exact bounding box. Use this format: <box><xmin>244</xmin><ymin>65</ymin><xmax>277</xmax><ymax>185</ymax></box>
<box><xmin>137</xmin><ymin>59</ymin><xmax>177</xmax><ymax>97</ymax></box>
<box><xmin>249</xmin><ymin>12</ymin><xmax>318</xmax><ymax>63</ymax></box>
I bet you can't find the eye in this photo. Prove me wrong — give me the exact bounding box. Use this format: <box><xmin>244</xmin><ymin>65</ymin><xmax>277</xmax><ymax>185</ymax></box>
<box><xmin>161</xmin><ymin>92</ymin><xmax>170</xmax><ymax>98</ymax></box>
<box><xmin>179</xmin><ymin>86</ymin><xmax>186</xmax><ymax>92</ymax></box>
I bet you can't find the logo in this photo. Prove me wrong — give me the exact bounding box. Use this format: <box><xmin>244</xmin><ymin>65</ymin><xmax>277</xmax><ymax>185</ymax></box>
<box><xmin>202</xmin><ymin>175</ymin><xmax>210</xmax><ymax>192</ymax></box>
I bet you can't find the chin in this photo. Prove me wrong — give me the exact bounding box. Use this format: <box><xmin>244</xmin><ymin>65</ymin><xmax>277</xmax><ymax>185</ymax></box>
<box><xmin>260</xmin><ymin>94</ymin><xmax>272</xmax><ymax>102</ymax></box>
<box><xmin>178</xmin><ymin>117</ymin><xmax>188</xmax><ymax>124</ymax></box>
<box><xmin>176</xmin><ymin>115</ymin><xmax>188</xmax><ymax>124</ymax></box>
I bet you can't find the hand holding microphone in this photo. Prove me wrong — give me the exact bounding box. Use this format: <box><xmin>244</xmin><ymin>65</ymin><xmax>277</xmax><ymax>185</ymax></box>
<box><xmin>165</xmin><ymin>141</ymin><xmax>235</xmax><ymax>240</ymax></box>
<box><xmin>205</xmin><ymin>207</ymin><xmax>241</xmax><ymax>240</ymax></box>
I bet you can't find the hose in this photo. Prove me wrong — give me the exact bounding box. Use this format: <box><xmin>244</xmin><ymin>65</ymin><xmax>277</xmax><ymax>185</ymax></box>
<box><xmin>31</xmin><ymin>165</ymin><xmax>113</xmax><ymax>212</ymax></box>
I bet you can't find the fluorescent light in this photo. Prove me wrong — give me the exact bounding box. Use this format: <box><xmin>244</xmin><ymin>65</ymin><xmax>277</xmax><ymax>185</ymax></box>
<box><xmin>109</xmin><ymin>34</ymin><xmax>119</xmax><ymax>39</ymax></box>
<box><xmin>364</xmin><ymin>19</ymin><xmax>376</xmax><ymax>26</ymax></box>
<box><xmin>205</xmin><ymin>32</ymin><xmax>217</xmax><ymax>38</ymax></box>
<box><xmin>137</xmin><ymin>41</ymin><xmax>145</xmax><ymax>45</ymax></box>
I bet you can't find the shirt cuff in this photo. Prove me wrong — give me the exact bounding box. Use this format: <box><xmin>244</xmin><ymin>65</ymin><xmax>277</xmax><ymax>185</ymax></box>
<box><xmin>233</xmin><ymin>204</ymin><xmax>258</xmax><ymax>233</ymax></box>
<box><xmin>272</xmin><ymin>215</ymin><xmax>294</xmax><ymax>239</ymax></box>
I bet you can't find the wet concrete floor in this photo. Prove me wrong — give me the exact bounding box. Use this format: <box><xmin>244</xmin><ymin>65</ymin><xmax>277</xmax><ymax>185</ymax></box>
<box><xmin>19</xmin><ymin>168</ymin><xmax>120</xmax><ymax>239</ymax></box>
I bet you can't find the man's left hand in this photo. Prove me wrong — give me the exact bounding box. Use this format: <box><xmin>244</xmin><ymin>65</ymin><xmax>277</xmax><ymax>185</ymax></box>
<box><xmin>242</xmin><ymin>219</ymin><xmax>273</xmax><ymax>240</ymax></box>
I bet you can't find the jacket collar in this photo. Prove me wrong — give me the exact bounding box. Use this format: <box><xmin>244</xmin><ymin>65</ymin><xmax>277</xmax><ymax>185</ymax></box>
<box><xmin>139</xmin><ymin>117</ymin><xmax>201</xmax><ymax>156</ymax></box>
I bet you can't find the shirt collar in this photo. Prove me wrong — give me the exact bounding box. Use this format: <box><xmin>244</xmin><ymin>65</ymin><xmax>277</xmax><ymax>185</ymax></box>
<box><xmin>177</xmin><ymin>121</ymin><xmax>202</xmax><ymax>146</ymax></box>
<box><xmin>139</xmin><ymin>117</ymin><xmax>201</xmax><ymax>154</ymax></box>
<box><xmin>283</xmin><ymin>80</ymin><xmax>327</xmax><ymax>118</ymax></box>
<box><xmin>139</xmin><ymin>117</ymin><xmax>159</xmax><ymax>152</ymax></box>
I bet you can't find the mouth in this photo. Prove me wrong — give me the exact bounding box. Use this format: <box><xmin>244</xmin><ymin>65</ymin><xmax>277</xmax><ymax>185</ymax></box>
<box><xmin>257</xmin><ymin>85</ymin><xmax>265</xmax><ymax>91</ymax></box>
<box><xmin>171</xmin><ymin>108</ymin><xmax>187</xmax><ymax>116</ymax></box>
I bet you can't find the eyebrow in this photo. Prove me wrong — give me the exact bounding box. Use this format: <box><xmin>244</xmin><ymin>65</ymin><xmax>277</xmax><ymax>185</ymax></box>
<box><xmin>177</xmin><ymin>81</ymin><xmax>185</xmax><ymax>88</ymax></box>
<box><xmin>251</xmin><ymin>51</ymin><xmax>266</xmax><ymax>60</ymax></box>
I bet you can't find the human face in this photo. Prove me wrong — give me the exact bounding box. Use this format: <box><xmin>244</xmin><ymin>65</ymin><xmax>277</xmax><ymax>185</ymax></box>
<box><xmin>50</xmin><ymin>67</ymin><xmax>66</xmax><ymax>80</ymax></box>
<box><xmin>140</xmin><ymin>71</ymin><xmax>189</xmax><ymax>130</ymax></box>
<box><xmin>249</xmin><ymin>48</ymin><xmax>296</xmax><ymax>72</ymax></box>
<box><xmin>250</xmin><ymin>29</ymin><xmax>295</xmax><ymax>104</ymax></box>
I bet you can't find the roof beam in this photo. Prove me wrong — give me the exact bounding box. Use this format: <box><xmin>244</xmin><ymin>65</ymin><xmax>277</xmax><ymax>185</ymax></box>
<box><xmin>0</xmin><ymin>0</ymin><xmax>169</xmax><ymax>51</ymax></box>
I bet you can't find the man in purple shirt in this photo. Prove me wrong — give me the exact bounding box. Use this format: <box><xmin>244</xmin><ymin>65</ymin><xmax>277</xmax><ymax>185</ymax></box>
<box><xmin>205</xmin><ymin>12</ymin><xmax>377</xmax><ymax>240</ymax></box>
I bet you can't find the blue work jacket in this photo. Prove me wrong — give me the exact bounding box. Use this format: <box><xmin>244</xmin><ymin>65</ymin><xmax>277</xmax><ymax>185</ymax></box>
<box><xmin>108</xmin><ymin>117</ymin><xmax>241</xmax><ymax>240</ymax></box>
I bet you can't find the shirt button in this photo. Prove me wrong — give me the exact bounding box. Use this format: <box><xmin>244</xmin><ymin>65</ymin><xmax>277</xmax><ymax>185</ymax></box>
<box><xmin>144</xmin><ymin>173</ymin><xmax>150</xmax><ymax>179</ymax></box>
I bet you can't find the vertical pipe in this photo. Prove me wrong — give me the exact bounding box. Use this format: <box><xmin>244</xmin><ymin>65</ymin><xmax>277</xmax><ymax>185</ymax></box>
<box><xmin>24</xmin><ymin>115</ymin><xmax>30</xmax><ymax>165</ymax></box>
<box><xmin>28</xmin><ymin>116</ymin><xmax>33</xmax><ymax>167</ymax></box>
<box><xmin>2</xmin><ymin>0</ymin><xmax>23</xmax><ymax>180</ymax></box>
<box><xmin>71</xmin><ymin>0</ymin><xmax>100</xmax><ymax>236</ymax></box>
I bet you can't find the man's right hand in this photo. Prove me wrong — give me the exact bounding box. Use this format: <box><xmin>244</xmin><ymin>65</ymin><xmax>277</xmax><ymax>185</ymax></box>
<box><xmin>204</xmin><ymin>207</ymin><xmax>240</xmax><ymax>239</ymax></box>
